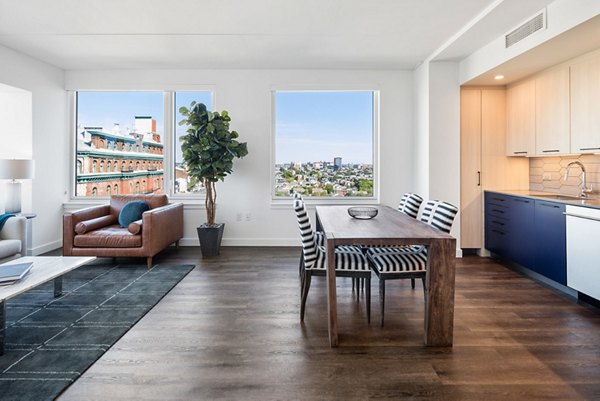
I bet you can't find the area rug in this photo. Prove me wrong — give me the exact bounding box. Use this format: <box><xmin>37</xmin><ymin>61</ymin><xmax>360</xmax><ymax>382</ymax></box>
<box><xmin>0</xmin><ymin>262</ymin><xmax>194</xmax><ymax>401</ymax></box>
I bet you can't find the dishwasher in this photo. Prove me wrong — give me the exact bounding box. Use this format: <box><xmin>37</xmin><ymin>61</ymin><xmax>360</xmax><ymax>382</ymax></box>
<box><xmin>565</xmin><ymin>205</ymin><xmax>600</xmax><ymax>300</ymax></box>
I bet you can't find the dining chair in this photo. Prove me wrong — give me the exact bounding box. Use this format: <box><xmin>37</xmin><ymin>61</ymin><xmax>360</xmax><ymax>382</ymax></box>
<box><xmin>366</xmin><ymin>200</ymin><xmax>458</xmax><ymax>326</ymax></box>
<box><xmin>398</xmin><ymin>192</ymin><xmax>424</xmax><ymax>218</ymax></box>
<box><xmin>293</xmin><ymin>198</ymin><xmax>372</xmax><ymax>323</ymax></box>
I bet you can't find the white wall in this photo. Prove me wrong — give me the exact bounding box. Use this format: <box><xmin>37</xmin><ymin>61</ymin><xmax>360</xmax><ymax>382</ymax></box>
<box><xmin>460</xmin><ymin>0</ymin><xmax>600</xmax><ymax>84</ymax></box>
<box><xmin>0</xmin><ymin>44</ymin><xmax>67</xmax><ymax>255</ymax></box>
<box><xmin>65</xmin><ymin>69</ymin><xmax>413</xmax><ymax>246</ymax></box>
<box><xmin>413</xmin><ymin>62</ymin><xmax>429</xmax><ymax>199</ymax></box>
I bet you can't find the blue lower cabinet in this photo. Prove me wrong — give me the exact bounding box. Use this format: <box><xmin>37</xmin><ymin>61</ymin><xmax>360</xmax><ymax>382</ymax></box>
<box><xmin>533</xmin><ymin>200</ymin><xmax>567</xmax><ymax>285</ymax></box>
<box><xmin>484</xmin><ymin>192</ymin><xmax>567</xmax><ymax>287</ymax></box>
<box><xmin>507</xmin><ymin>197</ymin><xmax>535</xmax><ymax>270</ymax></box>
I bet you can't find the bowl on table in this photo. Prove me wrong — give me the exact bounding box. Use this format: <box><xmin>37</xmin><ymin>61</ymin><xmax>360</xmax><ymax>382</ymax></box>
<box><xmin>347</xmin><ymin>206</ymin><xmax>378</xmax><ymax>220</ymax></box>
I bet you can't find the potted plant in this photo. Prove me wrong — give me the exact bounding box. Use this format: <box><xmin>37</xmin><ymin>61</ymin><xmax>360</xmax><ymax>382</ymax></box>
<box><xmin>179</xmin><ymin>102</ymin><xmax>248</xmax><ymax>256</ymax></box>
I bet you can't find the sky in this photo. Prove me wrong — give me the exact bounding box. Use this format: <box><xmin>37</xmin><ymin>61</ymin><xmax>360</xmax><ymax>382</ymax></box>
<box><xmin>275</xmin><ymin>91</ymin><xmax>374</xmax><ymax>164</ymax></box>
<box><xmin>77</xmin><ymin>91</ymin><xmax>213</xmax><ymax>163</ymax></box>
<box><xmin>77</xmin><ymin>90</ymin><xmax>374</xmax><ymax>165</ymax></box>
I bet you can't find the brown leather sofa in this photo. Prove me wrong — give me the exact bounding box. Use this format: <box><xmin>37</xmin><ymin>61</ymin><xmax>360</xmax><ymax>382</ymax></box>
<box><xmin>63</xmin><ymin>194</ymin><xmax>183</xmax><ymax>267</ymax></box>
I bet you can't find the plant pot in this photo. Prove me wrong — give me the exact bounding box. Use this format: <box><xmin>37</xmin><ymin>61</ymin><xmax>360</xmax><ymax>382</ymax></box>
<box><xmin>197</xmin><ymin>223</ymin><xmax>225</xmax><ymax>257</ymax></box>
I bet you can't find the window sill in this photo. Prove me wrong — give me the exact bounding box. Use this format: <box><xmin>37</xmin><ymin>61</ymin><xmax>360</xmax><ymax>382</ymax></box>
<box><xmin>270</xmin><ymin>197</ymin><xmax>379</xmax><ymax>209</ymax></box>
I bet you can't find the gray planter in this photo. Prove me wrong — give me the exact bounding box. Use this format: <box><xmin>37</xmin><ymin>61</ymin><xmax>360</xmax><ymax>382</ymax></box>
<box><xmin>197</xmin><ymin>223</ymin><xmax>225</xmax><ymax>257</ymax></box>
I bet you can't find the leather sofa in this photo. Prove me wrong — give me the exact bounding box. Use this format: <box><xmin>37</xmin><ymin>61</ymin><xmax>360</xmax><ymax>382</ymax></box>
<box><xmin>0</xmin><ymin>216</ymin><xmax>27</xmax><ymax>263</ymax></box>
<box><xmin>63</xmin><ymin>194</ymin><xmax>183</xmax><ymax>267</ymax></box>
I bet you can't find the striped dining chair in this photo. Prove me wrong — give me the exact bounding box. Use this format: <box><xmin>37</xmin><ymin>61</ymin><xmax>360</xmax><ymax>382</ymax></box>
<box><xmin>366</xmin><ymin>200</ymin><xmax>458</xmax><ymax>326</ymax></box>
<box><xmin>293</xmin><ymin>198</ymin><xmax>372</xmax><ymax>323</ymax></box>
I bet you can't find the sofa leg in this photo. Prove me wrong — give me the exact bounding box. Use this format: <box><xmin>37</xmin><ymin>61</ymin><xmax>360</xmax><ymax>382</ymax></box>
<box><xmin>147</xmin><ymin>257</ymin><xmax>153</xmax><ymax>269</ymax></box>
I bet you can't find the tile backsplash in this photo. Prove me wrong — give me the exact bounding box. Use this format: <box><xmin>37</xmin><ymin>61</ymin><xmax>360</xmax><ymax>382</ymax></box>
<box><xmin>530</xmin><ymin>154</ymin><xmax>600</xmax><ymax>198</ymax></box>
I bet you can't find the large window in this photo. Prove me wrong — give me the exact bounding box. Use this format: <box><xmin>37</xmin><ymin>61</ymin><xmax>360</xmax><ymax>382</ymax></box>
<box><xmin>74</xmin><ymin>90</ymin><xmax>212</xmax><ymax>197</ymax></box>
<box><xmin>273</xmin><ymin>91</ymin><xmax>376</xmax><ymax>198</ymax></box>
<box><xmin>174</xmin><ymin>92</ymin><xmax>212</xmax><ymax>194</ymax></box>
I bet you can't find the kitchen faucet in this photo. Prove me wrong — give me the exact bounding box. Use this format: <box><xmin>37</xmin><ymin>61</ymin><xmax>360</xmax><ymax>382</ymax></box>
<box><xmin>563</xmin><ymin>160</ymin><xmax>593</xmax><ymax>198</ymax></box>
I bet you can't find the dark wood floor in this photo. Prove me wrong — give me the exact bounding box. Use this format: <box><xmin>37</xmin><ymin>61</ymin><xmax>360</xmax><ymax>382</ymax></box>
<box><xmin>56</xmin><ymin>247</ymin><xmax>600</xmax><ymax>400</ymax></box>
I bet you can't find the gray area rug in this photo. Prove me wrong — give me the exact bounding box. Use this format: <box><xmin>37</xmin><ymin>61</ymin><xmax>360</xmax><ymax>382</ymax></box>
<box><xmin>0</xmin><ymin>262</ymin><xmax>194</xmax><ymax>401</ymax></box>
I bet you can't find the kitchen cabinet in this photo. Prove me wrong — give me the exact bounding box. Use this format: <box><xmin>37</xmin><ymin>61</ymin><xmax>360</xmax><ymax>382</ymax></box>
<box><xmin>484</xmin><ymin>192</ymin><xmax>567</xmax><ymax>286</ymax></box>
<box><xmin>535</xmin><ymin>66</ymin><xmax>570</xmax><ymax>155</ymax></box>
<box><xmin>506</xmin><ymin>79</ymin><xmax>535</xmax><ymax>156</ymax></box>
<box><xmin>570</xmin><ymin>52</ymin><xmax>600</xmax><ymax>154</ymax></box>
<box><xmin>461</xmin><ymin>89</ymin><xmax>528</xmax><ymax>249</ymax></box>
<box><xmin>533</xmin><ymin>200</ymin><xmax>566</xmax><ymax>285</ymax></box>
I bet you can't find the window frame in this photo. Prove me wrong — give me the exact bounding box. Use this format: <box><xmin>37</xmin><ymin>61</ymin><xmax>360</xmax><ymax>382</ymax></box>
<box><xmin>68</xmin><ymin>88</ymin><xmax>215</xmax><ymax>202</ymax></box>
<box><xmin>270</xmin><ymin>87</ymin><xmax>380</xmax><ymax>205</ymax></box>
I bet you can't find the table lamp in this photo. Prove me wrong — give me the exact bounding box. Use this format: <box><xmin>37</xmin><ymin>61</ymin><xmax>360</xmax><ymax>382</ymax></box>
<box><xmin>0</xmin><ymin>159</ymin><xmax>35</xmax><ymax>214</ymax></box>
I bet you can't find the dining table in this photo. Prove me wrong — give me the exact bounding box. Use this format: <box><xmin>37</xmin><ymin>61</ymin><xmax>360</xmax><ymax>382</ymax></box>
<box><xmin>315</xmin><ymin>205</ymin><xmax>456</xmax><ymax>347</ymax></box>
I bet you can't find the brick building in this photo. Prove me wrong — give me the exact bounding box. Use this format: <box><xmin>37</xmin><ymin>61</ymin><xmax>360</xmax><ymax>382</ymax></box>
<box><xmin>76</xmin><ymin>116</ymin><xmax>164</xmax><ymax>196</ymax></box>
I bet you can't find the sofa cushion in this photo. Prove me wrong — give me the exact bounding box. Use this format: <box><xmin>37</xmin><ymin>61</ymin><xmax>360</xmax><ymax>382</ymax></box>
<box><xmin>118</xmin><ymin>201</ymin><xmax>150</xmax><ymax>228</ymax></box>
<box><xmin>110</xmin><ymin>194</ymin><xmax>168</xmax><ymax>216</ymax></box>
<box><xmin>75</xmin><ymin>215</ymin><xmax>118</xmax><ymax>234</ymax></box>
<box><xmin>73</xmin><ymin>225</ymin><xmax>142</xmax><ymax>248</ymax></box>
<box><xmin>0</xmin><ymin>240</ymin><xmax>21</xmax><ymax>259</ymax></box>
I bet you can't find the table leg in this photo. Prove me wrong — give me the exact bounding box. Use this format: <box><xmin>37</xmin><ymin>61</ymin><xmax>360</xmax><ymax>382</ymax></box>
<box><xmin>325</xmin><ymin>236</ymin><xmax>338</xmax><ymax>347</ymax></box>
<box><xmin>0</xmin><ymin>300</ymin><xmax>5</xmax><ymax>356</ymax></box>
<box><xmin>54</xmin><ymin>276</ymin><xmax>63</xmax><ymax>298</ymax></box>
<box><xmin>424</xmin><ymin>238</ymin><xmax>456</xmax><ymax>346</ymax></box>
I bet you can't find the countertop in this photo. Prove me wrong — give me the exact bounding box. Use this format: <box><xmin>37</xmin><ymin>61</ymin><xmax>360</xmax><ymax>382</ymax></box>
<box><xmin>485</xmin><ymin>189</ymin><xmax>600</xmax><ymax>209</ymax></box>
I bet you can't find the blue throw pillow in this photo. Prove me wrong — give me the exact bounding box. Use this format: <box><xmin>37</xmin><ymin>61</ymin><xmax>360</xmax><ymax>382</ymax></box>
<box><xmin>118</xmin><ymin>201</ymin><xmax>150</xmax><ymax>228</ymax></box>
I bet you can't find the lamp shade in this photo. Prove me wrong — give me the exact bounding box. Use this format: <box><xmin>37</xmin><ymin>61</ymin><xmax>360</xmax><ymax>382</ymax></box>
<box><xmin>0</xmin><ymin>159</ymin><xmax>35</xmax><ymax>180</ymax></box>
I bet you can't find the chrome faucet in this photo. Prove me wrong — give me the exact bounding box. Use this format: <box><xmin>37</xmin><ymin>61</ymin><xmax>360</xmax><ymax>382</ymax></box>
<box><xmin>564</xmin><ymin>161</ymin><xmax>593</xmax><ymax>198</ymax></box>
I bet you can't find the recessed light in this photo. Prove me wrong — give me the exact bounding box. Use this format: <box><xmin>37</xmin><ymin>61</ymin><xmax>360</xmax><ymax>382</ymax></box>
<box><xmin>494</xmin><ymin>75</ymin><xmax>505</xmax><ymax>80</ymax></box>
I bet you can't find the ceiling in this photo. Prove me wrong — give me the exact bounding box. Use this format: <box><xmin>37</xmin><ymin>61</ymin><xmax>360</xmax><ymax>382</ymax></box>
<box><xmin>0</xmin><ymin>0</ymin><xmax>560</xmax><ymax>70</ymax></box>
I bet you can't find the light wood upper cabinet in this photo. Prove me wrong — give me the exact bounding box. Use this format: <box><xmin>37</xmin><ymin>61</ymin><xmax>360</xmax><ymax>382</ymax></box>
<box><xmin>506</xmin><ymin>79</ymin><xmax>535</xmax><ymax>156</ymax></box>
<box><xmin>571</xmin><ymin>52</ymin><xmax>600</xmax><ymax>153</ymax></box>
<box><xmin>535</xmin><ymin>66</ymin><xmax>570</xmax><ymax>155</ymax></box>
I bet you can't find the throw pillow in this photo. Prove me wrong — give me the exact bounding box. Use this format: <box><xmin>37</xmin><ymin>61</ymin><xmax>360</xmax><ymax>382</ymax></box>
<box><xmin>118</xmin><ymin>201</ymin><xmax>150</xmax><ymax>228</ymax></box>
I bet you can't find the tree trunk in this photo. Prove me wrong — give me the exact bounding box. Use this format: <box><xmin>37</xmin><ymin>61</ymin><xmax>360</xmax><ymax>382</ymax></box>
<box><xmin>204</xmin><ymin>179</ymin><xmax>217</xmax><ymax>226</ymax></box>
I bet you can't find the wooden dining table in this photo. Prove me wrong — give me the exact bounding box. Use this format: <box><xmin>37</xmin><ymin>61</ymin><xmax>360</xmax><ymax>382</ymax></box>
<box><xmin>315</xmin><ymin>205</ymin><xmax>456</xmax><ymax>347</ymax></box>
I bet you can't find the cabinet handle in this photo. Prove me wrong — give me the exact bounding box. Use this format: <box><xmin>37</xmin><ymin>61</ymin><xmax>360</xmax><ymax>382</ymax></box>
<box><xmin>513</xmin><ymin>198</ymin><xmax>530</xmax><ymax>203</ymax></box>
<box><xmin>491</xmin><ymin>229</ymin><xmax>505</xmax><ymax>235</ymax></box>
<box><xmin>491</xmin><ymin>197</ymin><xmax>505</xmax><ymax>202</ymax></box>
<box><xmin>539</xmin><ymin>203</ymin><xmax>560</xmax><ymax>209</ymax></box>
<box><xmin>563</xmin><ymin>212</ymin><xmax>600</xmax><ymax>222</ymax></box>
<box><xmin>477</xmin><ymin>171</ymin><xmax>481</xmax><ymax>186</ymax></box>
<box><xmin>492</xmin><ymin>220</ymin><xmax>505</xmax><ymax>226</ymax></box>
<box><xmin>542</xmin><ymin>149</ymin><xmax>560</xmax><ymax>153</ymax></box>
<box><xmin>580</xmin><ymin>147</ymin><xmax>600</xmax><ymax>151</ymax></box>
<box><xmin>492</xmin><ymin>209</ymin><xmax>505</xmax><ymax>214</ymax></box>
<box><xmin>513</xmin><ymin>151</ymin><xmax>528</xmax><ymax>155</ymax></box>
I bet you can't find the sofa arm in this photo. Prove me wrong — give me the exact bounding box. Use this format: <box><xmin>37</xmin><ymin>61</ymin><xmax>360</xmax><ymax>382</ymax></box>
<box><xmin>142</xmin><ymin>203</ymin><xmax>184</xmax><ymax>253</ymax></box>
<box><xmin>1</xmin><ymin>216</ymin><xmax>27</xmax><ymax>254</ymax></box>
<box><xmin>63</xmin><ymin>204</ymin><xmax>111</xmax><ymax>255</ymax></box>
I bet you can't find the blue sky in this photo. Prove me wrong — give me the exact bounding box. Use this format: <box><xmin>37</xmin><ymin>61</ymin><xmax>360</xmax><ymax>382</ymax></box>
<box><xmin>77</xmin><ymin>91</ymin><xmax>213</xmax><ymax>163</ymax></box>
<box><xmin>77</xmin><ymin>90</ymin><xmax>373</xmax><ymax>165</ymax></box>
<box><xmin>275</xmin><ymin>91</ymin><xmax>374</xmax><ymax>164</ymax></box>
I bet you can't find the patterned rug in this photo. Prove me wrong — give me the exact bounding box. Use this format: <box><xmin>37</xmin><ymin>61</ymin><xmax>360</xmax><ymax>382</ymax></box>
<box><xmin>0</xmin><ymin>262</ymin><xmax>194</xmax><ymax>401</ymax></box>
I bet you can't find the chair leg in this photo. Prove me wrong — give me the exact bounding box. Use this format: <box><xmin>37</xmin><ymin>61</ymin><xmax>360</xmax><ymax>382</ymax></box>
<box><xmin>298</xmin><ymin>249</ymin><xmax>304</xmax><ymax>277</ymax></box>
<box><xmin>175</xmin><ymin>240</ymin><xmax>180</xmax><ymax>249</ymax></box>
<box><xmin>366</xmin><ymin>277</ymin><xmax>371</xmax><ymax>324</ymax></box>
<box><xmin>379</xmin><ymin>278</ymin><xmax>385</xmax><ymax>327</ymax></box>
<box><xmin>146</xmin><ymin>256</ymin><xmax>153</xmax><ymax>269</ymax></box>
<box><xmin>300</xmin><ymin>271</ymin><xmax>312</xmax><ymax>322</ymax></box>
<box><xmin>411</xmin><ymin>278</ymin><xmax>415</xmax><ymax>289</ymax></box>
<box><xmin>421</xmin><ymin>276</ymin><xmax>427</xmax><ymax>304</ymax></box>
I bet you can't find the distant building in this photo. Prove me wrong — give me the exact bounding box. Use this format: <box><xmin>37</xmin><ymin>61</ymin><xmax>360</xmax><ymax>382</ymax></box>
<box><xmin>76</xmin><ymin>116</ymin><xmax>165</xmax><ymax>196</ymax></box>
<box><xmin>333</xmin><ymin>157</ymin><xmax>342</xmax><ymax>170</ymax></box>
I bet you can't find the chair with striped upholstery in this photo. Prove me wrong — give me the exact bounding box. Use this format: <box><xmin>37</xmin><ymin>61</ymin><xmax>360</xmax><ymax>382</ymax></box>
<box><xmin>366</xmin><ymin>200</ymin><xmax>458</xmax><ymax>326</ymax></box>
<box><xmin>294</xmin><ymin>198</ymin><xmax>371</xmax><ymax>323</ymax></box>
<box><xmin>398</xmin><ymin>192</ymin><xmax>424</xmax><ymax>218</ymax></box>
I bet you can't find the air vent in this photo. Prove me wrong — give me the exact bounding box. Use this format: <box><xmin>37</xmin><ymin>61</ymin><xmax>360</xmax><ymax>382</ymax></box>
<box><xmin>505</xmin><ymin>11</ymin><xmax>546</xmax><ymax>48</ymax></box>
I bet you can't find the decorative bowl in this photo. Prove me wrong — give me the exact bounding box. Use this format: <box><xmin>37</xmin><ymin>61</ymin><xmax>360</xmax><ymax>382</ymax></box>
<box><xmin>348</xmin><ymin>206</ymin><xmax>378</xmax><ymax>220</ymax></box>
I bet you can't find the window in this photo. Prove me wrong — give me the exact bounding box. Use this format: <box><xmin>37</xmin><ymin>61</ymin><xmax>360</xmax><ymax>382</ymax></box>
<box><xmin>106</xmin><ymin>185</ymin><xmax>111</xmax><ymax>196</ymax></box>
<box><xmin>74</xmin><ymin>90</ymin><xmax>213</xmax><ymax>198</ymax></box>
<box><xmin>273</xmin><ymin>91</ymin><xmax>376</xmax><ymax>198</ymax></box>
<box><xmin>75</xmin><ymin>91</ymin><xmax>164</xmax><ymax>196</ymax></box>
<box><xmin>174</xmin><ymin>91</ymin><xmax>212</xmax><ymax>194</ymax></box>
<box><xmin>114</xmin><ymin>184</ymin><xmax>118</xmax><ymax>194</ymax></box>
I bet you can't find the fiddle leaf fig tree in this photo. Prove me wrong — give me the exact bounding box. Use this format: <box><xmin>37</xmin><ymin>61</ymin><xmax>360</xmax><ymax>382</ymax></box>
<box><xmin>179</xmin><ymin>102</ymin><xmax>248</xmax><ymax>226</ymax></box>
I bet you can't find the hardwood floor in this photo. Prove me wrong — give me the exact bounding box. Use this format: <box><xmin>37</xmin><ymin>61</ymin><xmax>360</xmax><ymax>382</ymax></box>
<box><xmin>56</xmin><ymin>247</ymin><xmax>600</xmax><ymax>400</ymax></box>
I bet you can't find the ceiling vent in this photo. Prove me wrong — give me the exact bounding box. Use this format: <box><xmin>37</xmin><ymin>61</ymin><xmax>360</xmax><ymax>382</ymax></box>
<box><xmin>505</xmin><ymin>10</ymin><xmax>546</xmax><ymax>48</ymax></box>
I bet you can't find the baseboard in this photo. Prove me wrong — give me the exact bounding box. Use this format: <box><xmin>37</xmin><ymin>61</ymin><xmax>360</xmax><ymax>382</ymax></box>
<box><xmin>31</xmin><ymin>240</ymin><xmax>62</xmax><ymax>256</ymax></box>
<box><xmin>179</xmin><ymin>237</ymin><xmax>300</xmax><ymax>247</ymax></box>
